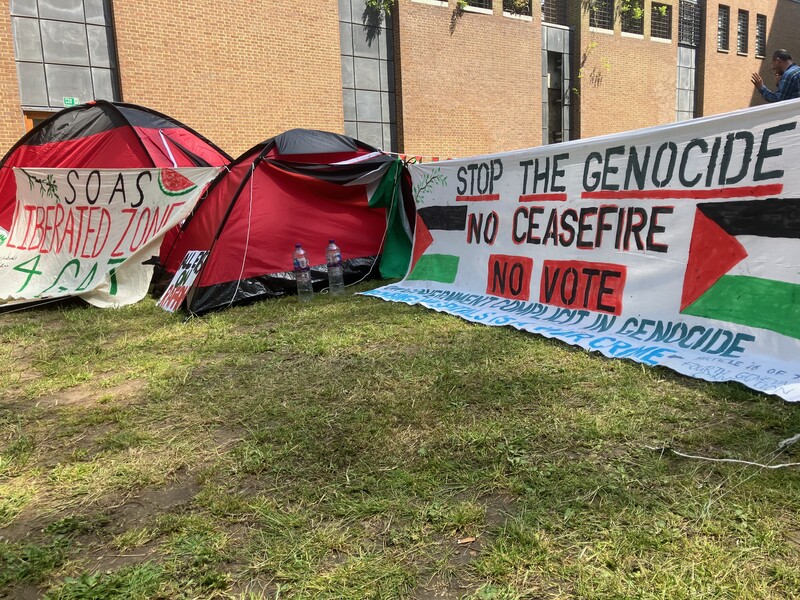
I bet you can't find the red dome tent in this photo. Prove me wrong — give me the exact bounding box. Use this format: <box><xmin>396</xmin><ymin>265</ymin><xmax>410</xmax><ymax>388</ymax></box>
<box><xmin>0</xmin><ymin>100</ymin><xmax>231</xmax><ymax>236</ymax></box>
<box><xmin>160</xmin><ymin>129</ymin><xmax>412</xmax><ymax>315</ymax></box>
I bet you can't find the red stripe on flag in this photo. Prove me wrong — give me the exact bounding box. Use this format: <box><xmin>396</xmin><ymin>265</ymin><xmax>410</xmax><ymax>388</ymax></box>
<box><xmin>519</xmin><ymin>193</ymin><xmax>567</xmax><ymax>202</ymax></box>
<box><xmin>581</xmin><ymin>184</ymin><xmax>783</xmax><ymax>201</ymax></box>
<box><xmin>456</xmin><ymin>194</ymin><xmax>500</xmax><ymax>202</ymax></box>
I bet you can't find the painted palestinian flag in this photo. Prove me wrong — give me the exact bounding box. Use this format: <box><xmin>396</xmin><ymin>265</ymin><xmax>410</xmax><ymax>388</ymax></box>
<box><xmin>681</xmin><ymin>198</ymin><xmax>800</xmax><ymax>340</ymax></box>
<box><xmin>407</xmin><ymin>205</ymin><xmax>468</xmax><ymax>283</ymax></box>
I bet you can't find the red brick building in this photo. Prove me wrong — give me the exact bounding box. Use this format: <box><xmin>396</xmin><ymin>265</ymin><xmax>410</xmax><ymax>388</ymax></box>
<box><xmin>1</xmin><ymin>0</ymin><xmax>799</xmax><ymax>159</ymax></box>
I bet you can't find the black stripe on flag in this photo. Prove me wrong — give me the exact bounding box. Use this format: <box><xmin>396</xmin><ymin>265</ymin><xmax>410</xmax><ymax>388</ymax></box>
<box><xmin>418</xmin><ymin>206</ymin><xmax>468</xmax><ymax>231</ymax></box>
<box><xmin>698</xmin><ymin>198</ymin><xmax>800</xmax><ymax>239</ymax></box>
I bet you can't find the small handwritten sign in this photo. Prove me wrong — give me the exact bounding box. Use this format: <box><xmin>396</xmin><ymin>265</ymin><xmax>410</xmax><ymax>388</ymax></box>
<box><xmin>157</xmin><ymin>250</ymin><xmax>208</xmax><ymax>312</ymax></box>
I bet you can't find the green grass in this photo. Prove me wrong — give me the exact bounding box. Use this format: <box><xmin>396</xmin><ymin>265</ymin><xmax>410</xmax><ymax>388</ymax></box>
<box><xmin>1</xmin><ymin>281</ymin><xmax>800</xmax><ymax>598</ymax></box>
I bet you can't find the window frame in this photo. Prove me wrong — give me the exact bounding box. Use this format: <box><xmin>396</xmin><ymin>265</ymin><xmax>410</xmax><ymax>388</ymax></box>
<box><xmin>464</xmin><ymin>0</ymin><xmax>493</xmax><ymax>10</ymax></box>
<box><xmin>589</xmin><ymin>0</ymin><xmax>614</xmax><ymax>31</ymax></box>
<box><xmin>502</xmin><ymin>0</ymin><xmax>531</xmax><ymax>16</ymax></box>
<box><xmin>23</xmin><ymin>110</ymin><xmax>57</xmax><ymax>132</ymax></box>
<box><xmin>755</xmin><ymin>13</ymin><xmax>766</xmax><ymax>58</ymax></box>
<box><xmin>621</xmin><ymin>0</ymin><xmax>644</xmax><ymax>35</ymax></box>
<box><xmin>10</xmin><ymin>1</ymin><xmax>120</xmax><ymax>111</ymax></box>
<box><xmin>678</xmin><ymin>0</ymin><xmax>701</xmax><ymax>47</ymax></box>
<box><xmin>651</xmin><ymin>3</ymin><xmax>672</xmax><ymax>41</ymax></box>
<box><xmin>737</xmin><ymin>9</ymin><xmax>749</xmax><ymax>55</ymax></box>
<box><xmin>540</xmin><ymin>0</ymin><xmax>566</xmax><ymax>25</ymax></box>
<box><xmin>717</xmin><ymin>5</ymin><xmax>730</xmax><ymax>52</ymax></box>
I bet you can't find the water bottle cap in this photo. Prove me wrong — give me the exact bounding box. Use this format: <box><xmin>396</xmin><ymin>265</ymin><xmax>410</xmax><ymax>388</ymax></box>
<box><xmin>329</xmin><ymin>239</ymin><xmax>335</xmax><ymax>244</ymax></box>
<box><xmin>295</xmin><ymin>243</ymin><xmax>301</xmax><ymax>248</ymax></box>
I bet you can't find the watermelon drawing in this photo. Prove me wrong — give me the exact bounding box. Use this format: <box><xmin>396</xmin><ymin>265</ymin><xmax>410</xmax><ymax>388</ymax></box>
<box><xmin>158</xmin><ymin>168</ymin><xmax>197</xmax><ymax>196</ymax></box>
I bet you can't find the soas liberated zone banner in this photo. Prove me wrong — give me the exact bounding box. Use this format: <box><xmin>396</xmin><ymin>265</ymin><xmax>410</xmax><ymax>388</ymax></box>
<box><xmin>365</xmin><ymin>101</ymin><xmax>800</xmax><ymax>402</ymax></box>
<box><xmin>0</xmin><ymin>167</ymin><xmax>219</xmax><ymax>307</ymax></box>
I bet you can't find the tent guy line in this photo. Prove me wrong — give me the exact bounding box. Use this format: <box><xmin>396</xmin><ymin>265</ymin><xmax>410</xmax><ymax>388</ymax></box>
<box><xmin>645</xmin><ymin>443</ymin><xmax>800</xmax><ymax>469</ymax></box>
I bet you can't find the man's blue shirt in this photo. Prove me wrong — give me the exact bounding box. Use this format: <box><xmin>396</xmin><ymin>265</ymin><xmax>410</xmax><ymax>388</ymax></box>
<box><xmin>760</xmin><ymin>63</ymin><xmax>800</xmax><ymax>102</ymax></box>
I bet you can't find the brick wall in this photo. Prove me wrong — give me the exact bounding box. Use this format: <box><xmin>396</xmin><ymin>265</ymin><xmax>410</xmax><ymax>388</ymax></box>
<box><xmin>2</xmin><ymin>0</ymin><xmax>800</xmax><ymax>160</ymax></box>
<box><xmin>112</xmin><ymin>0</ymin><xmax>345</xmax><ymax>157</ymax></box>
<box><xmin>571</xmin><ymin>0</ymin><xmax>679</xmax><ymax>139</ymax></box>
<box><xmin>395</xmin><ymin>0</ymin><xmax>540</xmax><ymax>158</ymax></box>
<box><xmin>0</xmin><ymin>1</ymin><xmax>24</xmax><ymax>154</ymax></box>
<box><xmin>700</xmin><ymin>0</ymin><xmax>800</xmax><ymax>116</ymax></box>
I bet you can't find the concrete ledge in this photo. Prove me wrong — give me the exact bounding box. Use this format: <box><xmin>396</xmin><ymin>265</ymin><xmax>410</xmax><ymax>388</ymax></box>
<box><xmin>502</xmin><ymin>11</ymin><xmax>533</xmax><ymax>21</ymax></box>
<box><xmin>463</xmin><ymin>5</ymin><xmax>493</xmax><ymax>15</ymax></box>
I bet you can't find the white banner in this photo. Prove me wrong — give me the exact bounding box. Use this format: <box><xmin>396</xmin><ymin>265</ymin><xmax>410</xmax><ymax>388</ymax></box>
<box><xmin>366</xmin><ymin>100</ymin><xmax>800</xmax><ymax>401</ymax></box>
<box><xmin>0</xmin><ymin>167</ymin><xmax>219</xmax><ymax>307</ymax></box>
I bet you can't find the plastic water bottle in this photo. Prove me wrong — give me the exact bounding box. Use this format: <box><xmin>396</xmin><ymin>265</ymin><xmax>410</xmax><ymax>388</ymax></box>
<box><xmin>293</xmin><ymin>243</ymin><xmax>314</xmax><ymax>302</ymax></box>
<box><xmin>325</xmin><ymin>239</ymin><xmax>345</xmax><ymax>296</ymax></box>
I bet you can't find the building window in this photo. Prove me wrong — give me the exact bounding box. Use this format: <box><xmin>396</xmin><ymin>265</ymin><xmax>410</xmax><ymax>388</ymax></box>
<box><xmin>465</xmin><ymin>0</ymin><xmax>492</xmax><ymax>9</ymax></box>
<box><xmin>546</xmin><ymin>51</ymin><xmax>564</xmax><ymax>144</ymax></box>
<box><xmin>541</xmin><ymin>0</ymin><xmax>566</xmax><ymax>24</ymax></box>
<box><xmin>678</xmin><ymin>0</ymin><xmax>700</xmax><ymax>47</ymax></box>
<box><xmin>621</xmin><ymin>0</ymin><xmax>644</xmax><ymax>35</ymax></box>
<box><xmin>589</xmin><ymin>0</ymin><xmax>613</xmax><ymax>30</ymax></box>
<box><xmin>737</xmin><ymin>10</ymin><xmax>748</xmax><ymax>54</ymax></box>
<box><xmin>651</xmin><ymin>3</ymin><xmax>672</xmax><ymax>40</ymax></box>
<box><xmin>23</xmin><ymin>110</ymin><xmax>53</xmax><ymax>132</ymax></box>
<box><xmin>504</xmin><ymin>0</ymin><xmax>531</xmax><ymax>15</ymax></box>
<box><xmin>755</xmin><ymin>14</ymin><xmax>766</xmax><ymax>57</ymax></box>
<box><xmin>717</xmin><ymin>5</ymin><xmax>729</xmax><ymax>51</ymax></box>
<box><xmin>10</xmin><ymin>0</ymin><xmax>120</xmax><ymax>110</ymax></box>
<box><xmin>339</xmin><ymin>0</ymin><xmax>397</xmax><ymax>152</ymax></box>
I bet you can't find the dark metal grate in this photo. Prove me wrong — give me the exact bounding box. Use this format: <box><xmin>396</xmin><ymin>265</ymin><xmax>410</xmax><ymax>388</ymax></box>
<box><xmin>737</xmin><ymin>10</ymin><xmax>749</xmax><ymax>54</ymax></box>
<box><xmin>678</xmin><ymin>0</ymin><xmax>701</xmax><ymax>47</ymax></box>
<box><xmin>717</xmin><ymin>5</ymin><xmax>729</xmax><ymax>51</ymax></box>
<box><xmin>541</xmin><ymin>0</ymin><xmax>566</xmax><ymax>24</ymax></box>
<box><xmin>756</xmin><ymin>13</ymin><xmax>766</xmax><ymax>57</ymax></box>
<box><xmin>621</xmin><ymin>0</ymin><xmax>644</xmax><ymax>35</ymax></box>
<box><xmin>589</xmin><ymin>0</ymin><xmax>613</xmax><ymax>30</ymax></box>
<box><xmin>503</xmin><ymin>0</ymin><xmax>531</xmax><ymax>16</ymax></box>
<box><xmin>651</xmin><ymin>3</ymin><xmax>672</xmax><ymax>39</ymax></box>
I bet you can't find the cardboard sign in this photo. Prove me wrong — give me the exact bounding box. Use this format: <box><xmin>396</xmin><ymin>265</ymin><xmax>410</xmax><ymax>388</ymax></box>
<box><xmin>157</xmin><ymin>250</ymin><xmax>209</xmax><ymax>312</ymax></box>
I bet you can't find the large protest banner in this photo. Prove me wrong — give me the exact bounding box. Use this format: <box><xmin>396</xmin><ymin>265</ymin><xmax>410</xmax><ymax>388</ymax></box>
<box><xmin>365</xmin><ymin>101</ymin><xmax>800</xmax><ymax>401</ymax></box>
<box><xmin>0</xmin><ymin>167</ymin><xmax>219</xmax><ymax>307</ymax></box>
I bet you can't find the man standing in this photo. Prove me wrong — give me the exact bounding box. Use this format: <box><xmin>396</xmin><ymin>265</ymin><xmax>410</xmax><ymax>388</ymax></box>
<box><xmin>751</xmin><ymin>49</ymin><xmax>800</xmax><ymax>102</ymax></box>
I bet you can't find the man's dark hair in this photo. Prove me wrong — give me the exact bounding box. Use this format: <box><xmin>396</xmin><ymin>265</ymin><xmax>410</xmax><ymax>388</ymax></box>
<box><xmin>773</xmin><ymin>49</ymin><xmax>793</xmax><ymax>61</ymax></box>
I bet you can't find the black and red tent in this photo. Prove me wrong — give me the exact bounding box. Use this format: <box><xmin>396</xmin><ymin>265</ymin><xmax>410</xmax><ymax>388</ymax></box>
<box><xmin>160</xmin><ymin>129</ymin><xmax>413</xmax><ymax>314</ymax></box>
<box><xmin>0</xmin><ymin>100</ymin><xmax>231</xmax><ymax>236</ymax></box>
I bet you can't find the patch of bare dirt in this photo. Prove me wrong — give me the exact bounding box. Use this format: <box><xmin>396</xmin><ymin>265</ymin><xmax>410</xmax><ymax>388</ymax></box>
<box><xmin>483</xmin><ymin>493</ymin><xmax>517</xmax><ymax>528</ymax></box>
<box><xmin>1</xmin><ymin>475</ymin><xmax>201</xmax><ymax>545</ymax></box>
<box><xmin>104</xmin><ymin>477</ymin><xmax>201</xmax><ymax>533</ymax></box>
<box><xmin>412</xmin><ymin>537</ymin><xmax>480</xmax><ymax>600</ymax></box>
<box><xmin>785</xmin><ymin>530</ymin><xmax>800</xmax><ymax>548</ymax></box>
<box><xmin>34</xmin><ymin>379</ymin><xmax>146</xmax><ymax>410</ymax></box>
<box><xmin>228</xmin><ymin>576</ymin><xmax>280</xmax><ymax>599</ymax></box>
<box><xmin>87</xmin><ymin>540</ymin><xmax>161</xmax><ymax>573</ymax></box>
<box><xmin>411</xmin><ymin>494</ymin><xmax>518</xmax><ymax>600</ymax></box>
<box><xmin>0</xmin><ymin>583</ymin><xmax>40</xmax><ymax>600</ymax></box>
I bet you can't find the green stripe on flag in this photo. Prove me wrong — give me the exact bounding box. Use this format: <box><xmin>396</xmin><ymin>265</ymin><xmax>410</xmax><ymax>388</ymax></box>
<box><xmin>683</xmin><ymin>275</ymin><xmax>800</xmax><ymax>340</ymax></box>
<box><xmin>407</xmin><ymin>254</ymin><xmax>460</xmax><ymax>283</ymax></box>
<box><xmin>367</xmin><ymin>159</ymin><xmax>410</xmax><ymax>278</ymax></box>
